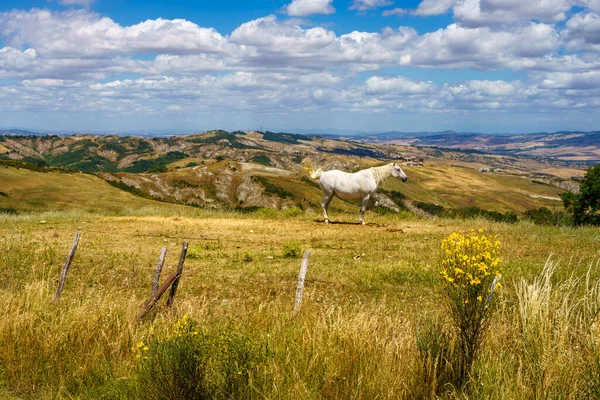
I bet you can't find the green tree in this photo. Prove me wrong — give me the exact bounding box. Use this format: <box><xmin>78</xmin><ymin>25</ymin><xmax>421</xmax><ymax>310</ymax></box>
<box><xmin>563</xmin><ymin>164</ymin><xmax>600</xmax><ymax>226</ymax></box>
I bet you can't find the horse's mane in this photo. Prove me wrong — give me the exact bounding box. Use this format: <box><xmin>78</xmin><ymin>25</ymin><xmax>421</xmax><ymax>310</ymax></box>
<box><xmin>371</xmin><ymin>163</ymin><xmax>393</xmax><ymax>186</ymax></box>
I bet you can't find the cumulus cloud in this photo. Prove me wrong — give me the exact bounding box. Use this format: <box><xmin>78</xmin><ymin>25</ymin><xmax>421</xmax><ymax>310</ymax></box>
<box><xmin>563</xmin><ymin>12</ymin><xmax>600</xmax><ymax>51</ymax></box>
<box><xmin>413</xmin><ymin>0</ymin><xmax>456</xmax><ymax>16</ymax></box>
<box><xmin>0</xmin><ymin>9</ymin><xmax>230</xmax><ymax>58</ymax></box>
<box><xmin>453</xmin><ymin>0</ymin><xmax>571</xmax><ymax>27</ymax></box>
<box><xmin>399</xmin><ymin>23</ymin><xmax>561</xmax><ymax>70</ymax></box>
<box><xmin>0</xmin><ymin>6</ymin><xmax>600</xmax><ymax>130</ymax></box>
<box><xmin>283</xmin><ymin>0</ymin><xmax>335</xmax><ymax>17</ymax></box>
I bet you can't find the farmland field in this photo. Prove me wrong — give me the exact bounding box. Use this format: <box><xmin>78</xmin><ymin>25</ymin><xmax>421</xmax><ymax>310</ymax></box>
<box><xmin>1</xmin><ymin>208</ymin><xmax>599</xmax><ymax>398</ymax></box>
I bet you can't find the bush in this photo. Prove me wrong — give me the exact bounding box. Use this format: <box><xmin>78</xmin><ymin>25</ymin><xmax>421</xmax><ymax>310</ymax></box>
<box><xmin>439</xmin><ymin>229</ymin><xmax>503</xmax><ymax>387</ymax></box>
<box><xmin>148</xmin><ymin>164</ymin><xmax>168</xmax><ymax>173</ymax></box>
<box><xmin>251</xmin><ymin>154</ymin><xmax>271</xmax><ymax>166</ymax></box>
<box><xmin>283</xmin><ymin>207</ymin><xmax>303</xmax><ymax>218</ymax></box>
<box><xmin>135</xmin><ymin>316</ymin><xmax>263</xmax><ymax>400</ymax></box>
<box><xmin>282</xmin><ymin>241</ymin><xmax>302</xmax><ymax>258</ymax></box>
<box><xmin>523</xmin><ymin>207</ymin><xmax>571</xmax><ymax>226</ymax></box>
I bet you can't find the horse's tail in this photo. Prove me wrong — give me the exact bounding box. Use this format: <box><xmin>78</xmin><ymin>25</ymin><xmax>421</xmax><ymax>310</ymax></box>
<box><xmin>309</xmin><ymin>167</ymin><xmax>323</xmax><ymax>180</ymax></box>
<box><xmin>302</xmin><ymin>158</ymin><xmax>323</xmax><ymax>180</ymax></box>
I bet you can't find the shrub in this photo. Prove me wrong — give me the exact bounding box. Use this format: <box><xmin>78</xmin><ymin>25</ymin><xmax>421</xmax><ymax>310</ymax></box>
<box><xmin>439</xmin><ymin>229</ymin><xmax>503</xmax><ymax>387</ymax></box>
<box><xmin>148</xmin><ymin>164</ymin><xmax>168</xmax><ymax>173</ymax></box>
<box><xmin>251</xmin><ymin>154</ymin><xmax>271</xmax><ymax>166</ymax></box>
<box><xmin>282</xmin><ymin>241</ymin><xmax>302</xmax><ymax>258</ymax></box>
<box><xmin>135</xmin><ymin>316</ymin><xmax>263</xmax><ymax>400</ymax></box>
<box><xmin>283</xmin><ymin>207</ymin><xmax>303</xmax><ymax>218</ymax></box>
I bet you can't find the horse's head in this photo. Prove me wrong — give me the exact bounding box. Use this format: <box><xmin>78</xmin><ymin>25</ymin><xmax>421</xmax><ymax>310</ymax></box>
<box><xmin>392</xmin><ymin>162</ymin><xmax>408</xmax><ymax>182</ymax></box>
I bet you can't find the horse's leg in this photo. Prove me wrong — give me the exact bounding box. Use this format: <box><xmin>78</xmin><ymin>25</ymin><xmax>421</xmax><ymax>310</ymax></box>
<box><xmin>322</xmin><ymin>191</ymin><xmax>334</xmax><ymax>224</ymax></box>
<box><xmin>360</xmin><ymin>194</ymin><xmax>371</xmax><ymax>225</ymax></box>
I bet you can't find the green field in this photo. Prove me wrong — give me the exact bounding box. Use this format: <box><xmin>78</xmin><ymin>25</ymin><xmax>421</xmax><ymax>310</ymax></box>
<box><xmin>1</xmin><ymin>206</ymin><xmax>599</xmax><ymax>398</ymax></box>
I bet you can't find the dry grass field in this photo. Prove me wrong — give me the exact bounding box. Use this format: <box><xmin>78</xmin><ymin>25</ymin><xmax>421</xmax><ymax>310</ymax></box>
<box><xmin>1</xmin><ymin>207</ymin><xmax>600</xmax><ymax>399</ymax></box>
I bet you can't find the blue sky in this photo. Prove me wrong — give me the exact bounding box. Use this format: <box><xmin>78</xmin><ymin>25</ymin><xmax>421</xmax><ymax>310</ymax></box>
<box><xmin>1</xmin><ymin>0</ymin><xmax>600</xmax><ymax>134</ymax></box>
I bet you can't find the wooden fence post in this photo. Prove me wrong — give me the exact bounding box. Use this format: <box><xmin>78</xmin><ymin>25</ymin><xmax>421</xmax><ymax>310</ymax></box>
<box><xmin>167</xmin><ymin>241</ymin><xmax>188</xmax><ymax>307</ymax></box>
<box><xmin>294</xmin><ymin>250</ymin><xmax>311</xmax><ymax>315</ymax></box>
<box><xmin>53</xmin><ymin>231</ymin><xmax>81</xmax><ymax>303</ymax></box>
<box><xmin>136</xmin><ymin>272</ymin><xmax>179</xmax><ymax>323</ymax></box>
<box><xmin>152</xmin><ymin>247</ymin><xmax>167</xmax><ymax>296</ymax></box>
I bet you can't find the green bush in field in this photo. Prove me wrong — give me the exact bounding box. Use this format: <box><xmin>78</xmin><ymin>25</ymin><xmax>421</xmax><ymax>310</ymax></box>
<box><xmin>282</xmin><ymin>241</ymin><xmax>302</xmax><ymax>258</ymax></box>
<box><xmin>135</xmin><ymin>316</ymin><xmax>263</xmax><ymax>400</ymax></box>
<box><xmin>283</xmin><ymin>207</ymin><xmax>303</xmax><ymax>218</ymax></box>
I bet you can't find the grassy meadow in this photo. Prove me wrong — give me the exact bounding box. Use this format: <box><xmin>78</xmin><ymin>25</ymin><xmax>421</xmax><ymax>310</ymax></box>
<box><xmin>1</xmin><ymin>207</ymin><xmax>600</xmax><ymax>399</ymax></box>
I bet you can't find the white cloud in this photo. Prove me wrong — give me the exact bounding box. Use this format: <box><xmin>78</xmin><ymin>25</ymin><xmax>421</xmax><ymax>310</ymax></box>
<box><xmin>537</xmin><ymin>71</ymin><xmax>600</xmax><ymax>89</ymax></box>
<box><xmin>382</xmin><ymin>8</ymin><xmax>409</xmax><ymax>16</ymax></box>
<box><xmin>365</xmin><ymin>76</ymin><xmax>436</xmax><ymax>94</ymax></box>
<box><xmin>350</xmin><ymin>0</ymin><xmax>393</xmax><ymax>11</ymax></box>
<box><xmin>453</xmin><ymin>0</ymin><xmax>571</xmax><ymax>27</ymax></box>
<box><xmin>563</xmin><ymin>12</ymin><xmax>600</xmax><ymax>51</ymax></box>
<box><xmin>283</xmin><ymin>0</ymin><xmax>335</xmax><ymax>17</ymax></box>
<box><xmin>399</xmin><ymin>23</ymin><xmax>561</xmax><ymax>70</ymax></box>
<box><xmin>414</xmin><ymin>0</ymin><xmax>456</xmax><ymax>16</ymax></box>
<box><xmin>1</xmin><ymin>7</ymin><xmax>600</xmax><ymax>131</ymax></box>
<box><xmin>0</xmin><ymin>9</ymin><xmax>230</xmax><ymax>58</ymax></box>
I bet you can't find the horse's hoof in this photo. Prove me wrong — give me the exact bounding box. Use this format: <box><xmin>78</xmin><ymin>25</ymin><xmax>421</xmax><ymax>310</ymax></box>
<box><xmin>324</xmin><ymin>219</ymin><xmax>330</xmax><ymax>224</ymax></box>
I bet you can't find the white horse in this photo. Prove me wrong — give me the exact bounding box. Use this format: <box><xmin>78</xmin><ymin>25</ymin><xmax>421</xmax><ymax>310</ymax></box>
<box><xmin>310</xmin><ymin>162</ymin><xmax>408</xmax><ymax>224</ymax></box>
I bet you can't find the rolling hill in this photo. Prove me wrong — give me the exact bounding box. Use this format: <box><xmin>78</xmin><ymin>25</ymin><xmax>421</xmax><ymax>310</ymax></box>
<box><xmin>0</xmin><ymin>129</ymin><xmax>589</xmax><ymax>217</ymax></box>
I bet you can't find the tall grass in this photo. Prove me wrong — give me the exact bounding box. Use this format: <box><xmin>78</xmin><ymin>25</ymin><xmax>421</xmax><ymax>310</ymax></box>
<box><xmin>1</xmin><ymin>212</ymin><xmax>600</xmax><ymax>398</ymax></box>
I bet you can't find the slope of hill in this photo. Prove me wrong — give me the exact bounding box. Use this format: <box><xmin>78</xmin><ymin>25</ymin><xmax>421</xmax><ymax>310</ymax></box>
<box><xmin>0</xmin><ymin>163</ymin><xmax>177</xmax><ymax>214</ymax></box>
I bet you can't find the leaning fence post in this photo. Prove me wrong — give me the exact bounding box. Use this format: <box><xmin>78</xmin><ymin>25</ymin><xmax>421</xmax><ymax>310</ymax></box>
<box><xmin>152</xmin><ymin>247</ymin><xmax>167</xmax><ymax>296</ymax></box>
<box><xmin>167</xmin><ymin>241</ymin><xmax>188</xmax><ymax>307</ymax></box>
<box><xmin>53</xmin><ymin>231</ymin><xmax>81</xmax><ymax>303</ymax></box>
<box><xmin>294</xmin><ymin>250</ymin><xmax>311</xmax><ymax>315</ymax></box>
<box><xmin>136</xmin><ymin>272</ymin><xmax>179</xmax><ymax>323</ymax></box>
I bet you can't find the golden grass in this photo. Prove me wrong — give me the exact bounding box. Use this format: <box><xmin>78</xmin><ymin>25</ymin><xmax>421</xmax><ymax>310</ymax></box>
<box><xmin>1</xmin><ymin>210</ymin><xmax>599</xmax><ymax>398</ymax></box>
<box><xmin>0</xmin><ymin>166</ymin><xmax>179</xmax><ymax>213</ymax></box>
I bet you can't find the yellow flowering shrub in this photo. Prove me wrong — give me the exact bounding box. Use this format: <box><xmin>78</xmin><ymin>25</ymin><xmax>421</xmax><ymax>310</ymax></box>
<box><xmin>439</xmin><ymin>229</ymin><xmax>503</xmax><ymax>384</ymax></box>
<box><xmin>440</xmin><ymin>229</ymin><xmax>502</xmax><ymax>299</ymax></box>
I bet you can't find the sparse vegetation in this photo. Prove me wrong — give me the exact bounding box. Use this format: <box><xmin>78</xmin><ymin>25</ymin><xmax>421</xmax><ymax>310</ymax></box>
<box><xmin>254</xmin><ymin>176</ymin><xmax>295</xmax><ymax>199</ymax></box>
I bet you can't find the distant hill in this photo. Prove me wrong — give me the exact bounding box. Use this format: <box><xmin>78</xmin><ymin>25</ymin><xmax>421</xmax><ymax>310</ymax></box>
<box><xmin>0</xmin><ymin>129</ymin><xmax>40</xmax><ymax>136</ymax></box>
<box><xmin>355</xmin><ymin>130</ymin><xmax>600</xmax><ymax>163</ymax></box>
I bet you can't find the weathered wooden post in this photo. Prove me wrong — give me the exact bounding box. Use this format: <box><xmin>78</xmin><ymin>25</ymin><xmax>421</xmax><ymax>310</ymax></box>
<box><xmin>136</xmin><ymin>272</ymin><xmax>179</xmax><ymax>323</ymax></box>
<box><xmin>167</xmin><ymin>241</ymin><xmax>188</xmax><ymax>307</ymax></box>
<box><xmin>53</xmin><ymin>231</ymin><xmax>81</xmax><ymax>303</ymax></box>
<box><xmin>152</xmin><ymin>247</ymin><xmax>167</xmax><ymax>296</ymax></box>
<box><xmin>294</xmin><ymin>250</ymin><xmax>311</xmax><ymax>315</ymax></box>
